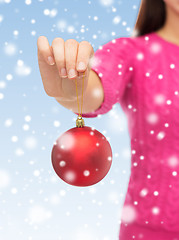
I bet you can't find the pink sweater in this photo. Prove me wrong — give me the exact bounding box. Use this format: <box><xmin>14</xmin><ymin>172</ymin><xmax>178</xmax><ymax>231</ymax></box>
<box><xmin>75</xmin><ymin>32</ymin><xmax>179</xmax><ymax>239</ymax></box>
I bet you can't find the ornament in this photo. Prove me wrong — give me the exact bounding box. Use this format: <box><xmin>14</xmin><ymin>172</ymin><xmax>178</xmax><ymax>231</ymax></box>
<box><xmin>51</xmin><ymin>72</ymin><xmax>113</xmax><ymax>187</ymax></box>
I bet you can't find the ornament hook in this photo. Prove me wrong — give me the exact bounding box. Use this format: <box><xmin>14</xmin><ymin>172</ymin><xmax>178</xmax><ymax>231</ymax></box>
<box><xmin>75</xmin><ymin>72</ymin><xmax>85</xmax><ymax>127</ymax></box>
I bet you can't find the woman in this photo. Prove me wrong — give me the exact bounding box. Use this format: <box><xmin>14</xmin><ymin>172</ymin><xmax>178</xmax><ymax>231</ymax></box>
<box><xmin>37</xmin><ymin>0</ymin><xmax>179</xmax><ymax>239</ymax></box>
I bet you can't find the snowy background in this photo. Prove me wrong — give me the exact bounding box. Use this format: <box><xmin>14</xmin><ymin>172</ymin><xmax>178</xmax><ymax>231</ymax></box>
<box><xmin>0</xmin><ymin>0</ymin><xmax>140</xmax><ymax>239</ymax></box>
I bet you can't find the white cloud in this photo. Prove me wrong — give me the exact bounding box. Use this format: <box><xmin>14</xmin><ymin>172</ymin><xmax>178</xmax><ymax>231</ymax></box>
<box><xmin>0</xmin><ymin>169</ymin><xmax>11</xmax><ymax>189</ymax></box>
<box><xmin>28</xmin><ymin>205</ymin><xmax>52</xmax><ymax>224</ymax></box>
<box><xmin>56</xmin><ymin>20</ymin><xmax>67</xmax><ymax>31</ymax></box>
<box><xmin>4</xmin><ymin>43</ymin><xmax>17</xmax><ymax>56</ymax></box>
<box><xmin>24</xmin><ymin>136</ymin><xmax>38</xmax><ymax>150</ymax></box>
<box><xmin>99</xmin><ymin>0</ymin><xmax>114</xmax><ymax>7</ymax></box>
<box><xmin>15</xmin><ymin>60</ymin><xmax>31</xmax><ymax>76</ymax></box>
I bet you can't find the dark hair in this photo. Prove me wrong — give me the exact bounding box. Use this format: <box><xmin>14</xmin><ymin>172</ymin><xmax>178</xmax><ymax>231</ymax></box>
<box><xmin>134</xmin><ymin>0</ymin><xmax>166</xmax><ymax>37</ymax></box>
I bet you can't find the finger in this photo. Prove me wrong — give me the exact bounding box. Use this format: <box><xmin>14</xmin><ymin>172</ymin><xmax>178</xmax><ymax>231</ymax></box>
<box><xmin>37</xmin><ymin>36</ymin><xmax>63</xmax><ymax>97</ymax></box>
<box><xmin>51</xmin><ymin>37</ymin><xmax>67</xmax><ymax>78</ymax></box>
<box><xmin>37</xmin><ymin>36</ymin><xmax>55</xmax><ymax>66</ymax></box>
<box><xmin>76</xmin><ymin>41</ymin><xmax>94</xmax><ymax>73</ymax></box>
<box><xmin>65</xmin><ymin>39</ymin><xmax>79</xmax><ymax>79</ymax></box>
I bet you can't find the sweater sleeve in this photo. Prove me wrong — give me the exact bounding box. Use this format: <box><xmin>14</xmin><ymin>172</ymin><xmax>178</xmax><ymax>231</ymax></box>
<box><xmin>74</xmin><ymin>37</ymin><xmax>134</xmax><ymax>118</ymax></box>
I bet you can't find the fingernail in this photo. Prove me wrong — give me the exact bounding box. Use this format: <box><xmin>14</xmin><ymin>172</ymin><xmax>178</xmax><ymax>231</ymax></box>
<box><xmin>77</xmin><ymin>61</ymin><xmax>86</xmax><ymax>70</ymax></box>
<box><xmin>68</xmin><ymin>69</ymin><xmax>77</xmax><ymax>78</ymax></box>
<box><xmin>60</xmin><ymin>68</ymin><xmax>67</xmax><ymax>78</ymax></box>
<box><xmin>47</xmin><ymin>56</ymin><xmax>55</xmax><ymax>65</ymax></box>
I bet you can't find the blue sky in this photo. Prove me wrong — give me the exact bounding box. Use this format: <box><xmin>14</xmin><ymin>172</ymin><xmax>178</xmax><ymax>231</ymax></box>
<box><xmin>0</xmin><ymin>0</ymin><xmax>140</xmax><ymax>239</ymax></box>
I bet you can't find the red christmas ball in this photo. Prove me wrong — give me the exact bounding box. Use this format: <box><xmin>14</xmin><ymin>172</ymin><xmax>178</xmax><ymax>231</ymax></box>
<box><xmin>51</xmin><ymin>126</ymin><xmax>112</xmax><ymax>187</ymax></box>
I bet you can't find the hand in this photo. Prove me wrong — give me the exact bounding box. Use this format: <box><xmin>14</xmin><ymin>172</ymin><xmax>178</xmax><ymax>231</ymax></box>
<box><xmin>37</xmin><ymin>36</ymin><xmax>94</xmax><ymax>100</ymax></box>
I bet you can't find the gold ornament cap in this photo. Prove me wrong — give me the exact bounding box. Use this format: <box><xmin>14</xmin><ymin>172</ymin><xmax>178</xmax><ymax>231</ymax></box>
<box><xmin>76</xmin><ymin>115</ymin><xmax>85</xmax><ymax>128</ymax></box>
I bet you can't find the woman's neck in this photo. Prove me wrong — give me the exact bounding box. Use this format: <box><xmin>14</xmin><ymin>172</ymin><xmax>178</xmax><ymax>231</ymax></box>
<box><xmin>156</xmin><ymin>4</ymin><xmax>179</xmax><ymax>46</ymax></box>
